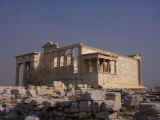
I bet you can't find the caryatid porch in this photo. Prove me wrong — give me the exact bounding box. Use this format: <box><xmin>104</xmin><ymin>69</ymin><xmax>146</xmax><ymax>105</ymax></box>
<box><xmin>82</xmin><ymin>53</ymin><xmax>117</xmax><ymax>74</ymax></box>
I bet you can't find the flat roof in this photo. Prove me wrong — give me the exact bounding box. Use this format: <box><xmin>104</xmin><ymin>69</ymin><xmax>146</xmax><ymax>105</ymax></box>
<box><xmin>15</xmin><ymin>52</ymin><xmax>40</xmax><ymax>58</ymax></box>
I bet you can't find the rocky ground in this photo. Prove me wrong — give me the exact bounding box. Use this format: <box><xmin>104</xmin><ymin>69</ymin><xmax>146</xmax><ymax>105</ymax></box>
<box><xmin>0</xmin><ymin>86</ymin><xmax>160</xmax><ymax>120</ymax></box>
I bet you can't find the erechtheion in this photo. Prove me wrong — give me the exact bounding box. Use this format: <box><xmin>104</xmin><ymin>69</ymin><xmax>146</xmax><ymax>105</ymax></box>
<box><xmin>16</xmin><ymin>41</ymin><xmax>143</xmax><ymax>89</ymax></box>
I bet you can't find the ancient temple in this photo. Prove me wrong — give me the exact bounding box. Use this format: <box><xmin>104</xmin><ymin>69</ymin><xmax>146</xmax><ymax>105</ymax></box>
<box><xmin>15</xmin><ymin>41</ymin><xmax>143</xmax><ymax>89</ymax></box>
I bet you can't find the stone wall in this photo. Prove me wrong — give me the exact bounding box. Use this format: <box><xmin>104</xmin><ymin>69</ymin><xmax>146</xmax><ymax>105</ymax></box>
<box><xmin>117</xmin><ymin>56</ymin><xmax>140</xmax><ymax>88</ymax></box>
<box><xmin>98</xmin><ymin>56</ymin><xmax>140</xmax><ymax>89</ymax></box>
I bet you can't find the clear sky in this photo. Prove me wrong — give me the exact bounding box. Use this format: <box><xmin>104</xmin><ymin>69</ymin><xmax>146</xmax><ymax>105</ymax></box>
<box><xmin>0</xmin><ymin>0</ymin><xmax>160</xmax><ymax>87</ymax></box>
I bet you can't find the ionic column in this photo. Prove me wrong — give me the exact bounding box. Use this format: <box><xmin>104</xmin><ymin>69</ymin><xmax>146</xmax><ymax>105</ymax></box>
<box><xmin>96</xmin><ymin>58</ymin><xmax>99</xmax><ymax>72</ymax></box>
<box><xmin>57</xmin><ymin>56</ymin><xmax>60</xmax><ymax>68</ymax></box>
<box><xmin>64</xmin><ymin>55</ymin><xmax>67</xmax><ymax>66</ymax></box>
<box><xmin>102</xmin><ymin>59</ymin><xmax>105</xmax><ymax>72</ymax></box>
<box><xmin>51</xmin><ymin>56</ymin><xmax>54</xmax><ymax>69</ymax></box>
<box><xmin>71</xmin><ymin>48</ymin><xmax>75</xmax><ymax>65</ymax></box>
<box><xmin>22</xmin><ymin>63</ymin><xmax>26</xmax><ymax>86</ymax></box>
<box><xmin>114</xmin><ymin>61</ymin><xmax>117</xmax><ymax>74</ymax></box>
<box><xmin>49</xmin><ymin>55</ymin><xmax>52</xmax><ymax>71</ymax></box>
<box><xmin>63</xmin><ymin>51</ymin><xmax>67</xmax><ymax>67</ymax></box>
<box><xmin>110</xmin><ymin>61</ymin><xmax>115</xmax><ymax>74</ymax></box>
<box><xmin>88</xmin><ymin>59</ymin><xmax>92</xmax><ymax>72</ymax></box>
<box><xmin>103</xmin><ymin>60</ymin><xmax>108</xmax><ymax>72</ymax></box>
<box><xmin>138</xmin><ymin>60</ymin><xmax>142</xmax><ymax>86</ymax></box>
<box><xmin>16</xmin><ymin>64</ymin><xmax>20</xmax><ymax>86</ymax></box>
<box><xmin>107</xmin><ymin>61</ymin><xmax>111</xmax><ymax>73</ymax></box>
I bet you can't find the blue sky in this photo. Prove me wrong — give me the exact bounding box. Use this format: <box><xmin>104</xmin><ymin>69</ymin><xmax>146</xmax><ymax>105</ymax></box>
<box><xmin>0</xmin><ymin>0</ymin><xmax>160</xmax><ymax>87</ymax></box>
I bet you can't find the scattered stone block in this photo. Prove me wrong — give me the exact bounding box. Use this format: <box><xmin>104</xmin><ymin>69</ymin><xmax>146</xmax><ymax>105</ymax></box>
<box><xmin>25</xmin><ymin>115</ymin><xmax>40</xmax><ymax>120</ymax></box>
<box><xmin>139</xmin><ymin>103</ymin><xmax>160</xmax><ymax>115</ymax></box>
<box><xmin>26</xmin><ymin>87</ymin><xmax>37</xmax><ymax>98</ymax></box>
